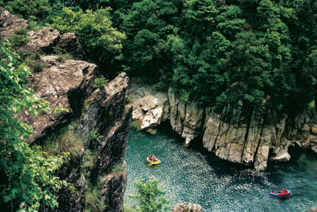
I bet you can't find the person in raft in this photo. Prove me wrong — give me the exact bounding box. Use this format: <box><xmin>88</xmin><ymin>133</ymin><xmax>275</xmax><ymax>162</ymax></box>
<box><xmin>149</xmin><ymin>154</ymin><xmax>156</xmax><ymax>162</ymax></box>
<box><xmin>281</xmin><ymin>187</ymin><xmax>287</xmax><ymax>193</ymax></box>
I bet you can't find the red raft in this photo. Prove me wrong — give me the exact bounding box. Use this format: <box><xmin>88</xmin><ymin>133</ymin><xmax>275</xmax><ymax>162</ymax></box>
<box><xmin>269</xmin><ymin>190</ymin><xmax>292</xmax><ymax>197</ymax></box>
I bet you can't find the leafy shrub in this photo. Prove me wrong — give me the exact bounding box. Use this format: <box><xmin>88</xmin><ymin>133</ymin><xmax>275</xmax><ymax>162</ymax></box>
<box><xmin>94</xmin><ymin>75</ymin><xmax>109</xmax><ymax>88</ymax></box>
<box><xmin>6</xmin><ymin>27</ymin><xmax>30</xmax><ymax>49</ymax></box>
<box><xmin>107</xmin><ymin>163</ymin><xmax>124</xmax><ymax>175</ymax></box>
<box><xmin>50</xmin><ymin>7</ymin><xmax>126</xmax><ymax>65</ymax></box>
<box><xmin>0</xmin><ymin>41</ymin><xmax>70</xmax><ymax>211</ymax></box>
<box><xmin>4</xmin><ymin>0</ymin><xmax>52</xmax><ymax>21</ymax></box>
<box><xmin>57</xmin><ymin>53</ymin><xmax>72</xmax><ymax>63</ymax></box>
<box><xmin>25</xmin><ymin>59</ymin><xmax>46</xmax><ymax>72</ymax></box>
<box><xmin>90</xmin><ymin>128</ymin><xmax>103</xmax><ymax>144</ymax></box>
<box><xmin>126</xmin><ymin>176</ymin><xmax>171</xmax><ymax>212</ymax></box>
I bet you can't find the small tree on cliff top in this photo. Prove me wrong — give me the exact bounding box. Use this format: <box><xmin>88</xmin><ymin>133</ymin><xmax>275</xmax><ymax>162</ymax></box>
<box><xmin>126</xmin><ymin>176</ymin><xmax>171</xmax><ymax>212</ymax></box>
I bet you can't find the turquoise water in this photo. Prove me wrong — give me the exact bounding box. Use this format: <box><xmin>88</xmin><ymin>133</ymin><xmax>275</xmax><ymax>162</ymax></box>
<box><xmin>124</xmin><ymin>123</ymin><xmax>317</xmax><ymax>211</ymax></box>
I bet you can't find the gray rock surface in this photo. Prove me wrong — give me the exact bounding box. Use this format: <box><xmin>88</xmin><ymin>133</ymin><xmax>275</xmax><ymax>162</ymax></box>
<box><xmin>19</xmin><ymin>27</ymin><xmax>60</xmax><ymax>52</ymax></box>
<box><xmin>172</xmin><ymin>203</ymin><xmax>203</xmax><ymax>212</ymax></box>
<box><xmin>127</xmin><ymin>77</ymin><xmax>317</xmax><ymax>171</ymax></box>
<box><xmin>1</xmin><ymin>8</ymin><xmax>131</xmax><ymax>211</ymax></box>
<box><xmin>0</xmin><ymin>6</ymin><xmax>28</xmax><ymax>39</ymax></box>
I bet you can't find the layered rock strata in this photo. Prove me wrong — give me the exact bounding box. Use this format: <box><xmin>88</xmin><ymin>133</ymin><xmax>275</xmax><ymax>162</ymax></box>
<box><xmin>127</xmin><ymin>78</ymin><xmax>317</xmax><ymax>171</ymax></box>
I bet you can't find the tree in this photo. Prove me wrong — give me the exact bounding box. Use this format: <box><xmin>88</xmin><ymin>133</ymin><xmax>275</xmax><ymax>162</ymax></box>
<box><xmin>50</xmin><ymin>7</ymin><xmax>126</xmax><ymax>73</ymax></box>
<box><xmin>126</xmin><ymin>176</ymin><xmax>171</xmax><ymax>212</ymax></box>
<box><xmin>2</xmin><ymin>0</ymin><xmax>52</xmax><ymax>21</ymax></box>
<box><xmin>0</xmin><ymin>41</ymin><xmax>69</xmax><ymax>211</ymax></box>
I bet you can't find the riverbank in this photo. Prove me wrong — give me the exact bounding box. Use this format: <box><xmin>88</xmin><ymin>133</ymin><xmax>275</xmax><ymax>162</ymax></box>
<box><xmin>124</xmin><ymin>122</ymin><xmax>317</xmax><ymax>211</ymax></box>
<box><xmin>126</xmin><ymin>77</ymin><xmax>317</xmax><ymax>172</ymax></box>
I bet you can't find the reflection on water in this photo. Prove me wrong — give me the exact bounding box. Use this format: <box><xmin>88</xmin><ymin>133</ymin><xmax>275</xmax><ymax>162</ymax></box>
<box><xmin>124</xmin><ymin>124</ymin><xmax>317</xmax><ymax>211</ymax></box>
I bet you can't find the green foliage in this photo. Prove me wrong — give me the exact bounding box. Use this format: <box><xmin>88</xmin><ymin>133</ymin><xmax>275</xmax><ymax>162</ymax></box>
<box><xmin>41</xmin><ymin>124</ymin><xmax>83</xmax><ymax>162</ymax></box>
<box><xmin>126</xmin><ymin>176</ymin><xmax>171</xmax><ymax>212</ymax></box>
<box><xmin>3</xmin><ymin>0</ymin><xmax>317</xmax><ymax>121</ymax></box>
<box><xmin>4</xmin><ymin>0</ymin><xmax>52</xmax><ymax>21</ymax></box>
<box><xmin>57</xmin><ymin>53</ymin><xmax>72</xmax><ymax>63</ymax></box>
<box><xmin>90</xmin><ymin>128</ymin><xmax>103</xmax><ymax>144</ymax></box>
<box><xmin>94</xmin><ymin>75</ymin><xmax>109</xmax><ymax>88</ymax></box>
<box><xmin>130</xmin><ymin>120</ymin><xmax>142</xmax><ymax>131</ymax></box>
<box><xmin>108</xmin><ymin>163</ymin><xmax>124</xmax><ymax>174</ymax></box>
<box><xmin>50</xmin><ymin>7</ymin><xmax>126</xmax><ymax>66</ymax></box>
<box><xmin>0</xmin><ymin>41</ymin><xmax>70</xmax><ymax>211</ymax></box>
<box><xmin>84</xmin><ymin>179</ymin><xmax>106</xmax><ymax>212</ymax></box>
<box><xmin>25</xmin><ymin>59</ymin><xmax>46</xmax><ymax>73</ymax></box>
<box><xmin>82</xmin><ymin>150</ymin><xmax>95</xmax><ymax>171</ymax></box>
<box><xmin>6</xmin><ymin>27</ymin><xmax>30</xmax><ymax>49</ymax></box>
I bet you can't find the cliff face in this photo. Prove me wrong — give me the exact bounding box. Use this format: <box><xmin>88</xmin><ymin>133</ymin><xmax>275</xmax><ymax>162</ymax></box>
<box><xmin>1</xmin><ymin>7</ymin><xmax>132</xmax><ymax>211</ymax></box>
<box><xmin>127</xmin><ymin>78</ymin><xmax>317</xmax><ymax>171</ymax></box>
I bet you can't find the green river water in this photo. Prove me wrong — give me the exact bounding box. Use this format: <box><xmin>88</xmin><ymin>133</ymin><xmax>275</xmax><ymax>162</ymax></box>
<box><xmin>124</xmin><ymin>123</ymin><xmax>317</xmax><ymax>211</ymax></box>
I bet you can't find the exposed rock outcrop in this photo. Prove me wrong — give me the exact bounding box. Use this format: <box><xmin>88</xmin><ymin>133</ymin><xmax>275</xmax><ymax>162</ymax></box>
<box><xmin>1</xmin><ymin>7</ymin><xmax>131</xmax><ymax>211</ymax></box>
<box><xmin>19</xmin><ymin>27</ymin><xmax>60</xmax><ymax>52</ymax></box>
<box><xmin>0</xmin><ymin>6</ymin><xmax>28</xmax><ymax>39</ymax></box>
<box><xmin>127</xmin><ymin>78</ymin><xmax>168</xmax><ymax>132</ymax></box>
<box><xmin>127</xmin><ymin>78</ymin><xmax>317</xmax><ymax>171</ymax></box>
<box><xmin>172</xmin><ymin>203</ymin><xmax>203</xmax><ymax>212</ymax></box>
<box><xmin>18</xmin><ymin>55</ymin><xmax>96</xmax><ymax>144</ymax></box>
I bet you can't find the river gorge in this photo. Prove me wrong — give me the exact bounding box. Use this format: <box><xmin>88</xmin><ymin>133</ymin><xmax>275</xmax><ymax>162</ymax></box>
<box><xmin>124</xmin><ymin>123</ymin><xmax>317</xmax><ymax>212</ymax></box>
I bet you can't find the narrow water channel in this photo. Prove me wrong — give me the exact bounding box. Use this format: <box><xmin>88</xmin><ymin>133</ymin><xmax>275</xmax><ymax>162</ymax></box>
<box><xmin>124</xmin><ymin>123</ymin><xmax>317</xmax><ymax>211</ymax></box>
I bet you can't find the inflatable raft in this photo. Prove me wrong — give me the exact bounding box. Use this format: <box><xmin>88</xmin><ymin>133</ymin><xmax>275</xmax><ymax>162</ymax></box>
<box><xmin>146</xmin><ymin>157</ymin><xmax>161</xmax><ymax>166</ymax></box>
<box><xmin>269</xmin><ymin>190</ymin><xmax>292</xmax><ymax>197</ymax></box>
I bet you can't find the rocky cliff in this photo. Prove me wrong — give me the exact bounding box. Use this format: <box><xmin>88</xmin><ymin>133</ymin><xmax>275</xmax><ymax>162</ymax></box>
<box><xmin>127</xmin><ymin>78</ymin><xmax>317</xmax><ymax>171</ymax></box>
<box><xmin>1</xmin><ymin>7</ymin><xmax>132</xmax><ymax>211</ymax></box>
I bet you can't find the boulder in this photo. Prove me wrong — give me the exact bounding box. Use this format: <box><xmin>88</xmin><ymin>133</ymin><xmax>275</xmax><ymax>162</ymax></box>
<box><xmin>140</xmin><ymin>106</ymin><xmax>164</xmax><ymax>130</ymax></box>
<box><xmin>172</xmin><ymin>203</ymin><xmax>203</xmax><ymax>212</ymax></box>
<box><xmin>20</xmin><ymin>27</ymin><xmax>60</xmax><ymax>52</ymax></box>
<box><xmin>0</xmin><ymin>6</ymin><xmax>28</xmax><ymax>40</ymax></box>
<box><xmin>270</xmin><ymin>152</ymin><xmax>291</xmax><ymax>162</ymax></box>
<box><xmin>128</xmin><ymin>89</ymin><xmax>168</xmax><ymax>130</ymax></box>
<box><xmin>55</xmin><ymin>32</ymin><xmax>86</xmax><ymax>59</ymax></box>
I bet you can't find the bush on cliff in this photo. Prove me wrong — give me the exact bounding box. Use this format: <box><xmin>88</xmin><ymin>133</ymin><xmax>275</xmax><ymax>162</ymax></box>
<box><xmin>0</xmin><ymin>41</ymin><xmax>70</xmax><ymax>211</ymax></box>
<box><xmin>50</xmin><ymin>7</ymin><xmax>126</xmax><ymax>68</ymax></box>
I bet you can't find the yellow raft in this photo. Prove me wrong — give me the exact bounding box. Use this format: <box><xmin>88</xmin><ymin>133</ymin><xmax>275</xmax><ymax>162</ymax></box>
<box><xmin>146</xmin><ymin>157</ymin><xmax>161</xmax><ymax>166</ymax></box>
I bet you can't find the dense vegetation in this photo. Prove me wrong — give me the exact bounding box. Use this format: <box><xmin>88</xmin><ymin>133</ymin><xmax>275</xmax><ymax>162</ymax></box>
<box><xmin>107</xmin><ymin>0</ymin><xmax>317</xmax><ymax>120</ymax></box>
<box><xmin>0</xmin><ymin>41</ymin><xmax>70</xmax><ymax>211</ymax></box>
<box><xmin>2</xmin><ymin>0</ymin><xmax>317</xmax><ymax>119</ymax></box>
<box><xmin>1</xmin><ymin>0</ymin><xmax>317</xmax><ymax>211</ymax></box>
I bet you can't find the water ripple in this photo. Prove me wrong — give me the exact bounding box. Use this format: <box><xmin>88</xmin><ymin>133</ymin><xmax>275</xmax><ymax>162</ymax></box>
<box><xmin>124</xmin><ymin>127</ymin><xmax>317</xmax><ymax>211</ymax></box>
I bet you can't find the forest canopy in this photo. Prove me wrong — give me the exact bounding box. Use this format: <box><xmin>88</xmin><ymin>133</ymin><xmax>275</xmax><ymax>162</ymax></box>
<box><xmin>1</xmin><ymin>0</ymin><xmax>317</xmax><ymax>119</ymax></box>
